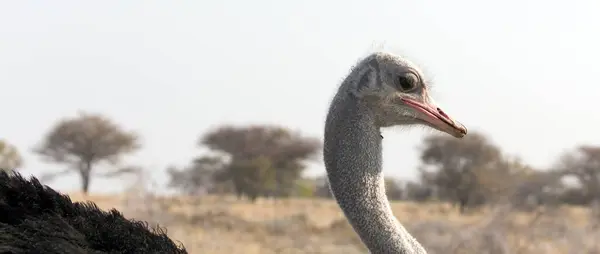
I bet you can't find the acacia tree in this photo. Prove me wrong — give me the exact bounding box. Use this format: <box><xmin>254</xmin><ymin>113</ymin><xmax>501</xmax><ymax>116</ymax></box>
<box><xmin>199</xmin><ymin>125</ymin><xmax>321</xmax><ymax>199</ymax></box>
<box><xmin>228</xmin><ymin>156</ymin><xmax>277</xmax><ymax>201</ymax></box>
<box><xmin>0</xmin><ymin>139</ymin><xmax>23</xmax><ymax>172</ymax></box>
<box><xmin>34</xmin><ymin>112</ymin><xmax>139</xmax><ymax>194</ymax></box>
<box><xmin>167</xmin><ymin>156</ymin><xmax>227</xmax><ymax>195</ymax></box>
<box><xmin>418</xmin><ymin>131</ymin><xmax>508</xmax><ymax>212</ymax></box>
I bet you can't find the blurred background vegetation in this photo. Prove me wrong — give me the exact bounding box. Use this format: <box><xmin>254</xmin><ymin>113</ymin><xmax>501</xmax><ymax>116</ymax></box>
<box><xmin>2</xmin><ymin>1</ymin><xmax>600</xmax><ymax>253</ymax></box>
<box><xmin>3</xmin><ymin>111</ymin><xmax>600</xmax><ymax>253</ymax></box>
<box><xmin>4</xmin><ymin>111</ymin><xmax>598</xmax><ymax>209</ymax></box>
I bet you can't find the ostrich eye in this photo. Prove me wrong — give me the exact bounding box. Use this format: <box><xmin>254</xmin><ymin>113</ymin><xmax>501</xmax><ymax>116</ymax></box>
<box><xmin>397</xmin><ymin>75</ymin><xmax>417</xmax><ymax>92</ymax></box>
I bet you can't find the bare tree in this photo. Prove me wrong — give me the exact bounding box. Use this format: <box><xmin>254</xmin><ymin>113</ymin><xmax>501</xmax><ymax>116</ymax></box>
<box><xmin>0</xmin><ymin>139</ymin><xmax>23</xmax><ymax>171</ymax></box>
<box><xmin>34</xmin><ymin>112</ymin><xmax>139</xmax><ymax>194</ymax></box>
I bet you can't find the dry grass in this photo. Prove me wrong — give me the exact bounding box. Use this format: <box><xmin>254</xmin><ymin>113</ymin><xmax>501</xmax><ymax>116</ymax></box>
<box><xmin>65</xmin><ymin>190</ymin><xmax>600</xmax><ymax>254</ymax></box>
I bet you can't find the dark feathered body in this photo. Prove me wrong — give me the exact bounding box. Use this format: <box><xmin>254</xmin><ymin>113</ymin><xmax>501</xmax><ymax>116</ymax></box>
<box><xmin>0</xmin><ymin>171</ymin><xmax>187</xmax><ymax>254</ymax></box>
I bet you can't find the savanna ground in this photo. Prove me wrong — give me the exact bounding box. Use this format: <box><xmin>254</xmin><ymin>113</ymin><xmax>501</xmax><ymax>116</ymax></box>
<box><xmin>68</xmin><ymin>188</ymin><xmax>600</xmax><ymax>254</ymax></box>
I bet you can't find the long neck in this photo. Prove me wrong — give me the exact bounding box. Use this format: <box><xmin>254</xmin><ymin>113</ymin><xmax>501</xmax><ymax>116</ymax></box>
<box><xmin>324</xmin><ymin>94</ymin><xmax>427</xmax><ymax>254</ymax></box>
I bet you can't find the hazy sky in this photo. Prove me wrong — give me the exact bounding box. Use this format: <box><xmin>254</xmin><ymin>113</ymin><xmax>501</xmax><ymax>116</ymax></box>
<box><xmin>1</xmin><ymin>1</ymin><xmax>599</xmax><ymax>194</ymax></box>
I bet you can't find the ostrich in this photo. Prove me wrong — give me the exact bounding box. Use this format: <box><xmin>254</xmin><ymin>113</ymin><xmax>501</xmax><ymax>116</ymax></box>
<box><xmin>0</xmin><ymin>51</ymin><xmax>464</xmax><ymax>254</ymax></box>
<box><xmin>324</xmin><ymin>52</ymin><xmax>467</xmax><ymax>253</ymax></box>
<box><xmin>0</xmin><ymin>170</ymin><xmax>187</xmax><ymax>253</ymax></box>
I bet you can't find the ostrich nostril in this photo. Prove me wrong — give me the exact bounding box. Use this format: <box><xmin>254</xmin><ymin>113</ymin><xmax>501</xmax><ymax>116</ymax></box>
<box><xmin>437</xmin><ymin>108</ymin><xmax>449</xmax><ymax>118</ymax></box>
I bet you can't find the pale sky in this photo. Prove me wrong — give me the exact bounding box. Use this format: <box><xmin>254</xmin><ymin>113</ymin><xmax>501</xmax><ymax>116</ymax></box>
<box><xmin>1</xmin><ymin>1</ymin><xmax>599</xmax><ymax>194</ymax></box>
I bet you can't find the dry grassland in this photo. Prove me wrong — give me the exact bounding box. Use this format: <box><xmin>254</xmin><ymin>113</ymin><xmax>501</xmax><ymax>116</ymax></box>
<box><xmin>68</xmin><ymin>192</ymin><xmax>600</xmax><ymax>254</ymax></box>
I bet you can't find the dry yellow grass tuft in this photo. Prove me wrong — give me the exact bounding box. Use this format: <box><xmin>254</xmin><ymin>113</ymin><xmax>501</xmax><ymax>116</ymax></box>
<box><xmin>67</xmin><ymin>193</ymin><xmax>600</xmax><ymax>254</ymax></box>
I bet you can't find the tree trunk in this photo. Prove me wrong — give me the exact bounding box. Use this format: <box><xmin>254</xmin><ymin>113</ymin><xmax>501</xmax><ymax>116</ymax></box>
<box><xmin>79</xmin><ymin>159</ymin><xmax>93</xmax><ymax>195</ymax></box>
<box><xmin>459</xmin><ymin>197</ymin><xmax>467</xmax><ymax>214</ymax></box>
<box><xmin>249</xmin><ymin>193</ymin><xmax>258</xmax><ymax>203</ymax></box>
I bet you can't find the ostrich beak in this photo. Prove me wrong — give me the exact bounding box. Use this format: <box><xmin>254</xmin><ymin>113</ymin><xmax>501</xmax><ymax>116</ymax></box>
<box><xmin>401</xmin><ymin>97</ymin><xmax>467</xmax><ymax>138</ymax></box>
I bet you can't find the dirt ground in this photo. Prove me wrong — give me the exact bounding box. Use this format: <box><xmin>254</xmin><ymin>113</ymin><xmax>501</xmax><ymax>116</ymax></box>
<box><xmin>68</xmin><ymin>192</ymin><xmax>600</xmax><ymax>254</ymax></box>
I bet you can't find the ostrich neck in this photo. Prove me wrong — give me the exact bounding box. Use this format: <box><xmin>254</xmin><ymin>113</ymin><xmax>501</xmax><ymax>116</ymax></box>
<box><xmin>324</xmin><ymin>95</ymin><xmax>427</xmax><ymax>254</ymax></box>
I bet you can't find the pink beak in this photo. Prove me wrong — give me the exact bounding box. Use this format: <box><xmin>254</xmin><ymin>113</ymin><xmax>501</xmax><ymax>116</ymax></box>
<box><xmin>401</xmin><ymin>97</ymin><xmax>467</xmax><ymax>138</ymax></box>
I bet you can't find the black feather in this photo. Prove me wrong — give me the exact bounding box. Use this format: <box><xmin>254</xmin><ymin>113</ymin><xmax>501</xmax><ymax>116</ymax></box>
<box><xmin>0</xmin><ymin>171</ymin><xmax>187</xmax><ymax>254</ymax></box>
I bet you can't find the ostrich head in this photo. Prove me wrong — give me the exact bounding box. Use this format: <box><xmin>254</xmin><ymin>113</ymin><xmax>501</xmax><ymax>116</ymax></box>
<box><xmin>347</xmin><ymin>51</ymin><xmax>467</xmax><ymax>138</ymax></box>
